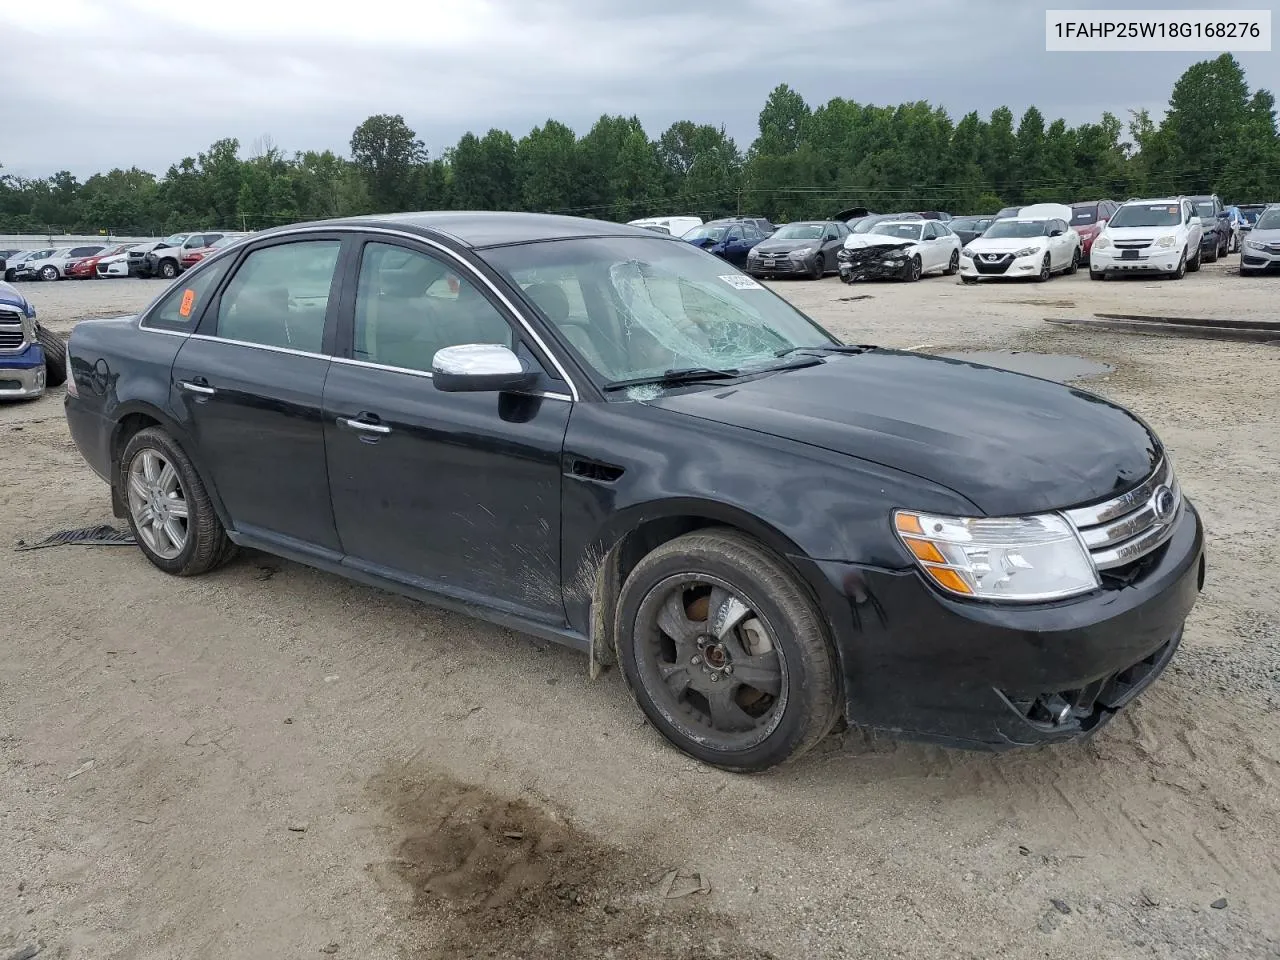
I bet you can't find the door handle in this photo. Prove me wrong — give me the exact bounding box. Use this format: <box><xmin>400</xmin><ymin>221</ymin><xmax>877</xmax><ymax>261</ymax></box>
<box><xmin>180</xmin><ymin>380</ymin><xmax>215</xmax><ymax>396</ymax></box>
<box><xmin>339</xmin><ymin>416</ymin><xmax>391</xmax><ymax>435</ymax></box>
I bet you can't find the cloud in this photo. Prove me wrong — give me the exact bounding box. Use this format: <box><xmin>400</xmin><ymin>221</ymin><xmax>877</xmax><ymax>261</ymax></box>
<box><xmin>2</xmin><ymin>0</ymin><xmax>1275</xmax><ymax>178</ymax></box>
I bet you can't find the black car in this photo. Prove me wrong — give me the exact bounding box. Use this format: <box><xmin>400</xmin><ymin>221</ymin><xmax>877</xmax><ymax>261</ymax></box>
<box><xmin>63</xmin><ymin>212</ymin><xmax>1206</xmax><ymax>772</ymax></box>
<box><xmin>745</xmin><ymin>220</ymin><xmax>849</xmax><ymax>279</ymax></box>
<box><xmin>1188</xmin><ymin>195</ymin><xmax>1231</xmax><ymax>261</ymax></box>
<box><xmin>948</xmin><ymin>215</ymin><xmax>997</xmax><ymax>247</ymax></box>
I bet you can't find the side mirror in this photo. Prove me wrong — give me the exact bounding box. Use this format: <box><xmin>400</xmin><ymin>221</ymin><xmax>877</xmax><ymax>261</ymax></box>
<box><xmin>1049</xmin><ymin>228</ymin><xmax>1065</xmax><ymax>237</ymax></box>
<box><xmin>431</xmin><ymin>344</ymin><xmax>537</xmax><ymax>393</ymax></box>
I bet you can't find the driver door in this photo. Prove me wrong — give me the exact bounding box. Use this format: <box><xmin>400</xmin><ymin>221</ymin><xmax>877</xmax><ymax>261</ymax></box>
<box><xmin>921</xmin><ymin>222</ymin><xmax>943</xmax><ymax>270</ymax></box>
<box><xmin>321</xmin><ymin>237</ymin><xmax>572</xmax><ymax>623</ymax></box>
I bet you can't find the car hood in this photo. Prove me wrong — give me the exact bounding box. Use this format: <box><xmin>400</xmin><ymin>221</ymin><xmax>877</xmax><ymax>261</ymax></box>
<box><xmin>1246</xmin><ymin>227</ymin><xmax>1280</xmax><ymax>244</ymax></box>
<box><xmin>965</xmin><ymin>235</ymin><xmax>1049</xmax><ymax>254</ymax></box>
<box><xmin>644</xmin><ymin>350</ymin><xmax>1159</xmax><ymax>516</ymax></box>
<box><xmin>843</xmin><ymin>234</ymin><xmax>919</xmax><ymax>250</ymax></box>
<box><xmin>0</xmin><ymin>281</ymin><xmax>33</xmax><ymax>313</ymax></box>
<box><xmin>752</xmin><ymin>238</ymin><xmax>821</xmax><ymax>253</ymax></box>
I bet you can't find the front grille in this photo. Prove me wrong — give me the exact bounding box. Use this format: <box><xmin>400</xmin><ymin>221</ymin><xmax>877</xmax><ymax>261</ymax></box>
<box><xmin>1064</xmin><ymin>457</ymin><xmax>1180</xmax><ymax>572</ymax></box>
<box><xmin>973</xmin><ymin>253</ymin><xmax>1013</xmax><ymax>274</ymax></box>
<box><xmin>1113</xmin><ymin>240</ymin><xmax>1151</xmax><ymax>250</ymax></box>
<box><xmin>0</xmin><ymin>310</ymin><xmax>25</xmax><ymax>351</ymax></box>
<box><xmin>128</xmin><ymin>251</ymin><xmax>144</xmax><ymax>259</ymax></box>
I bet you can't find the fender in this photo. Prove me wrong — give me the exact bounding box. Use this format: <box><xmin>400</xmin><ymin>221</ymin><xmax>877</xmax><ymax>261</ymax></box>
<box><xmin>106</xmin><ymin>398</ymin><xmax>233</xmax><ymax>530</ymax></box>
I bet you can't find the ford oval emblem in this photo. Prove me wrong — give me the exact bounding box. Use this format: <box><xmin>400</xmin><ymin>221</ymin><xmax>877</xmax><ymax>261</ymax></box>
<box><xmin>1152</xmin><ymin>485</ymin><xmax>1176</xmax><ymax>521</ymax></box>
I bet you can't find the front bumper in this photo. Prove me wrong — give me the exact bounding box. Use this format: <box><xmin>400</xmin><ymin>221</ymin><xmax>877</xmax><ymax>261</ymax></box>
<box><xmin>748</xmin><ymin>256</ymin><xmax>811</xmax><ymax>277</ymax></box>
<box><xmin>0</xmin><ymin>344</ymin><xmax>47</xmax><ymax>399</ymax></box>
<box><xmin>99</xmin><ymin>260</ymin><xmax>131</xmax><ymax>277</ymax></box>
<box><xmin>837</xmin><ymin>248</ymin><xmax>910</xmax><ymax>282</ymax></box>
<box><xmin>959</xmin><ymin>252</ymin><xmax>1041</xmax><ymax>279</ymax></box>
<box><xmin>1240</xmin><ymin>246</ymin><xmax>1280</xmax><ymax>272</ymax></box>
<box><xmin>796</xmin><ymin>499</ymin><xmax>1205</xmax><ymax>750</ymax></box>
<box><xmin>1091</xmin><ymin>246</ymin><xmax>1184</xmax><ymax>274</ymax></box>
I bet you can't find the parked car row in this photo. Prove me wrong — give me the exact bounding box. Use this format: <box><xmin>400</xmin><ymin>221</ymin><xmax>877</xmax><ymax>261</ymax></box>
<box><xmin>2</xmin><ymin>230</ymin><xmax>249</xmax><ymax>282</ymax></box>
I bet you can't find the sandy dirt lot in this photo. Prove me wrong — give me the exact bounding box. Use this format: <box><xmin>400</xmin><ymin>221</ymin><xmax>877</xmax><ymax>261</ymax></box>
<box><xmin>2</xmin><ymin>261</ymin><xmax>1279</xmax><ymax>960</ymax></box>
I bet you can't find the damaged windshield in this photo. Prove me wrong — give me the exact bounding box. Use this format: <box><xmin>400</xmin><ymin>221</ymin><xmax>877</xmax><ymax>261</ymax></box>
<box><xmin>480</xmin><ymin>236</ymin><xmax>838</xmax><ymax>392</ymax></box>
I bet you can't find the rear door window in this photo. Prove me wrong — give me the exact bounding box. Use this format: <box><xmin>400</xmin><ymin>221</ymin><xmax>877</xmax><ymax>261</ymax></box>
<box><xmin>214</xmin><ymin>240</ymin><xmax>342</xmax><ymax>353</ymax></box>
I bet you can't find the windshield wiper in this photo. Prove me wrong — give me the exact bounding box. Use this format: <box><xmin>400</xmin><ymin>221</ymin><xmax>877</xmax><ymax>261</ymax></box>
<box><xmin>602</xmin><ymin>367</ymin><xmax>742</xmax><ymax>392</ymax></box>
<box><xmin>774</xmin><ymin>343</ymin><xmax>874</xmax><ymax>358</ymax></box>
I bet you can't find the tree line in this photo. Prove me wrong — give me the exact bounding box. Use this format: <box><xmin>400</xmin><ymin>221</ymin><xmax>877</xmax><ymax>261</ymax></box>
<box><xmin>1</xmin><ymin>54</ymin><xmax>1276</xmax><ymax>238</ymax></box>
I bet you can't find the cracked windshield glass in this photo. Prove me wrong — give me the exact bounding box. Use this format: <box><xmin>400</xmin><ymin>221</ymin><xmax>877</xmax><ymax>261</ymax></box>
<box><xmin>482</xmin><ymin>236</ymin><xmax>837</xmax><ymax>388</ymax></box>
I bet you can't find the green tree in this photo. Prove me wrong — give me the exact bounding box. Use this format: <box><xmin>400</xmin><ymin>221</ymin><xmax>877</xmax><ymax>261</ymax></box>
<box><xmin>349</xmin><ymin>114</ymin><xmax>427</xmax><ymax>212</ymax></box>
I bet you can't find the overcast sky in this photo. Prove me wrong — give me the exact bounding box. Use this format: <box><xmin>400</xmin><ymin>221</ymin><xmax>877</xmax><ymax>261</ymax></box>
<box><xmin>3</xmin><ymin>0</ymin><xmax>1276</xmax><ymax>180</ymax></box>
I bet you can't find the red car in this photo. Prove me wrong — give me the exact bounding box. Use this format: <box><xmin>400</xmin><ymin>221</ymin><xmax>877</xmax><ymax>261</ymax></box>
<box><xmin>1069</xmin><ymin>200</ymin><xmax>1120</xmax><ymax>258</ymax></box>
<box><xmin>66</xmin><ymin>243</ymin><xmax>136</xmax><ymax>279</ymax></box>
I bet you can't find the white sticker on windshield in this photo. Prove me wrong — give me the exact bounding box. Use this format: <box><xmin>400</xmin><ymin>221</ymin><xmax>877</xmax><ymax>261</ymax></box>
<box><xmin>719</xmin><ymin>274</ymin><xmax>764</xmax><ymax>290</ymax></box>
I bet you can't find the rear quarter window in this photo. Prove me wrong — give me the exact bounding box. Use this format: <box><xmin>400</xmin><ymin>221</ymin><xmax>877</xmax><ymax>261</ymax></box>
<box><xmin>141</xmin><ymin>258</ymin><xmax>236</xmax><ymax>333</ymax></box>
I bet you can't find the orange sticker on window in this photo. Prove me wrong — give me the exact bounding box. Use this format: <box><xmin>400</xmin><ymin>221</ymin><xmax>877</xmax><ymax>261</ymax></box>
<box><xmin>178</xmin><ymin>289</ymin><xmax>195</xmax><ymax>317</ymax></box>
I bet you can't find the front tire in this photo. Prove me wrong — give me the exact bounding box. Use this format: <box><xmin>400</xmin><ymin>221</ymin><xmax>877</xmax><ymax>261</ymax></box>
<box><xmin>1066</xmin><ymin>247</ymin><xmax>1080</xmax><ymax>275</ymax></box>
<box><xmin>39</xmin><ymin>265</ymin><xmax>58</xmax><ymax>281</ymax></box>
<box><xmin>1168</xmin><ymin>251</ymin><xmax>1187</xmax><ymax>280</ymax></box>
<box><xmin>36</xmin><ymin>326</ymin><xmax>66</xmax><ymax>387</ymax></box>
<box><xmin>1187</xmin><ymin>246</ymin><xmax>1202</xmax><ymax>272</ymax></box>
<box><xmin>1036</xmin><ymin>253</ymin><xmax>1051</xmax><ymax>282</ymax></box>
<box><xmin>902</xmin><ymin>255</ymin><xmax>922</xmax><ymax>282</ymax></box>
<box><xmin>120</xmin><ymin>427</ymin><xmax>236</xmax><ymax>577</ymax></box>
<box><xmin>158</xmin><ymin>259</ymin><xmax>179</xmax><ymax>280</ymax></box>
<box><xmin>615</xmin><ymin>529</ymin><xmax>840</xmax><ymax>772</ymax></box>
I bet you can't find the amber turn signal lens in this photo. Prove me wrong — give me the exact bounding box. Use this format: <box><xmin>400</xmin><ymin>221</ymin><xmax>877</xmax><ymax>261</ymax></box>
<box><xmin>922</xmin><ymin>564</ymin><xmax>974</xmax><ymax>595</ymax></box>
<box><xmin>902</xmin><ymin>536</ymin><xmax>946</xmax><ymax>564</ymax></box>
<box><xmin>894</xmin><ymin>512</ymin><xmax>924</xmax><ymax>535</ymax></box>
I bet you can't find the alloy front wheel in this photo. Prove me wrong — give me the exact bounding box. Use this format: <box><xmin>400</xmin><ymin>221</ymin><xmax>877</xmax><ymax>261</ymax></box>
<box><xmin>616</xmin><ymin>529</ymin><xmax>840</xmax><ymax>772</ymax></box>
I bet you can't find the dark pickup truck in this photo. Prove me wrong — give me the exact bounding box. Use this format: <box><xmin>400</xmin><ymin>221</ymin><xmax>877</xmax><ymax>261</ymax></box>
<box><xmin>62</xmin><ymin>212</ymin><xmax>1205</xmax><ymax>772</ymax></box>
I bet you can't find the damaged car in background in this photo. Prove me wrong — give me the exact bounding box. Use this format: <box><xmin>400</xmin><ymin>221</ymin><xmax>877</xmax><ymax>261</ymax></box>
<box><xmin>837</xmin><ymin>218</ymin><xmax>963</xmax><ymax>283</ymax></box>
<box><xmin>63</xmin><ymin>212</ymin><xmax>1205</xmax><ymax>772</ymax></box>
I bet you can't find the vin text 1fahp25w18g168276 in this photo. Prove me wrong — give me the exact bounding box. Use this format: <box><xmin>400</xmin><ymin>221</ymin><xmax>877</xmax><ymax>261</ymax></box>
<box><xmin>63</xmin><ymin>212</ymin><xmax>1205</xmax><ymax>772</ymax></box>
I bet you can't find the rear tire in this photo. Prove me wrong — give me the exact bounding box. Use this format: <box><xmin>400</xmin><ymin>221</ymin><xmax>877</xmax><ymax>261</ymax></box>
<box><xmin>944</xmin><ymin>249</ymin><xmax>960</xmax><ymax>276</ymax></box>
<box><xmin>1066</xmin><ymin>247</ymin><xmax>1080</xmax><ymax>275</ymax></box>
<box><xmin>120</xmin><ymin>427</ymin><xmax>237</xmax><ymax>577</ymax></box>
<box><xmin>36</xmin><ymin>326</ymin><xmax>66</xmax><ymax>387</ymax></box>
<box><xmin>615</xmin><ymin>529</ymin><xmax>841</xmax><ymax>772</ymax></box>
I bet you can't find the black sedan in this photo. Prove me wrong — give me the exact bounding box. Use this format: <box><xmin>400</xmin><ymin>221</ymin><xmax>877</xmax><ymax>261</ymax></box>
<box><xmin>64</xmin><ymin>212</ymin><xmax>1205</xmax><ymax>772</ymax></box>
<box><xmin>949</xmin><ymin>215</ymin><xmax>997</xmax><ymax>247</ymax></box>
<box><xmin>745</xmin><ymin>220</ymin><xmax>850</xmax><ymax>279</ymax></box>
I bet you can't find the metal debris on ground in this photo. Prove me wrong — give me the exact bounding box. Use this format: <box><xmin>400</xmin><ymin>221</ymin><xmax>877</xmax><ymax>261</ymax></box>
<box><xmin>15</xmin><ymin>524</ymin><xmax>136</xmax><ymax>552</ymax></box>
<box><xmin>659</xmin><ymin>869</ymin><xmax>712</xmax><ymax>899</ymax></box>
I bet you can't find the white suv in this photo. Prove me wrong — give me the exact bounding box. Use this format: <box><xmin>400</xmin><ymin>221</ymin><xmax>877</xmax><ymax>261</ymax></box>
<box><xmin>1089</xmin><ymin>197</ymin><xmax>1203</xmax><ymax>280</ymax></box>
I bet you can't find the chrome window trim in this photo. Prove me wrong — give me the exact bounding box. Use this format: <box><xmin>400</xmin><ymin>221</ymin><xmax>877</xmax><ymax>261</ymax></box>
<box><xmin>137</xmin><ymin>223</ymin><xmax>586</xmax><ymax>401</ymax></box>
<box><xmin>328</xmin><ymin>354</ymin><xmax>570</xmax><ymax>402</ymax></box>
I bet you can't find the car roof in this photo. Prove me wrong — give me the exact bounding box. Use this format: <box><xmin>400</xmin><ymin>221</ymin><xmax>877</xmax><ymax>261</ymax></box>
<box><xmin>252</xmin><ymin>211</ymin><xmax>670</xmax><ymax>250</ymax></box>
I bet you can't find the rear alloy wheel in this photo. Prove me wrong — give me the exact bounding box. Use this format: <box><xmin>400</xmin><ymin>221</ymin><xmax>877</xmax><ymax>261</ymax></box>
<box><xmin>944</xmin><ymin>249</ymin><xmax>960</xmax><ymax>275</ymax></box>
<box><xmin>1066</xmin><ymin>247</ymin><xmax>1080</xmax><ymax>275</ymax></box>
<box><xmin>39</xmin><ymin>264</ymin><xmax>58</xmax><ymax>281</ymax></box>
<box><xmin>616</xmin><ymin>529</ymin><xmax>840</xmax><ymax>772</ymax></box>
<box><xmin>121</xmin><ymin>427</ymin><xmax>236</xmax><ymax>576</ymax></box>
<box><xmin>1036</xmin><ymin>253</ymin><xmax>1051</xmax><ymax>282</ymax></box>
<box><xmin>903</xmin><ymin>255</ymin><xmax>922</xmax><ymax>282</ymax></box>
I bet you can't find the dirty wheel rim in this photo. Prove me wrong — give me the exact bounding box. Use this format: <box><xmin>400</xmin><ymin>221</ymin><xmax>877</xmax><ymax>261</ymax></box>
<box><xmin>910</xmin><ymin>257</ymin><xmax>921</xmax><ymax>280</ymax></box>
<box><xmin>41</xmin><ymin>265</ymin><xmax>57</xmax><ymax>281</ymax></box>
<box><xmin>634</xmin><ymin>574</ymin><xmax>789</xmax><ymax>751</ymax></box>
<box><xmin>126</xmin><ymin>449</ymin><xmax>189</xmax><ymax>560</ymax></box>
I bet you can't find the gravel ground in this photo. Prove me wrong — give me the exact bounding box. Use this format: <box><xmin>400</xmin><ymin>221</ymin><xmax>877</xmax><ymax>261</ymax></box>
<box><xmin>2</xmin><ymin>261</ymin><xmax>1279</xmax><ymax>960</ymax></box>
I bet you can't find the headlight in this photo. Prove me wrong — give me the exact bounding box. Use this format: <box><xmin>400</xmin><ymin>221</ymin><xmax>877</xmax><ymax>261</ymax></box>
<box><xmin>1093</xmin><ymin>236</ymin><xmax>1112</xmax><ymax>250</ymax></box>
<box><xmin>1155</xmin><ymin>235</ymin><xmax>1176</xmax><ymax>248</ymax></box>
<box><xmin>792</xmin><ymin>247</ymin><xmax>814</xmax><ymax>257</ymax></box>
<box><xmin>962</xmin><ymin>246</ymin><xmax>974</xmax><ymax>258</ymax></box>
<box><xmin>1013</xmin><ymin>246</ymin><xmax>1040</xmax><ymax>258</ymax></box>
<box><xmin>893</xmin><ymin>510</ymin><xmax>1099</xmax><ymax>602</ymax></box>
<box><xmin>1245</xmin><ymin>239</ymin><xmax>1265</xmax><ymax>250</ymax></box>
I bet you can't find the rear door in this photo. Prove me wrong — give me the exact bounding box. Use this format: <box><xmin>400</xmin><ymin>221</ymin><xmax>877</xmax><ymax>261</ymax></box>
<box><xmin>321</xmin><ymin>236</ymin><xmax>571</xmax><ymax>622</ymax></box>
<box><xmin>170</xmin><ymin>233</ymin><xmax>350</xmax><ymax>555</ymax></box>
